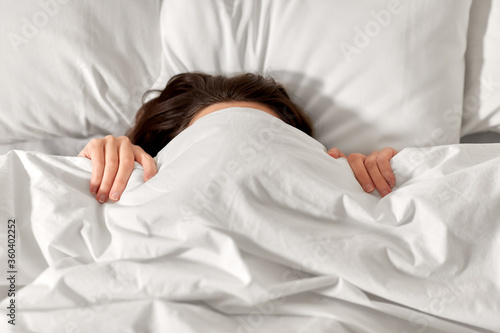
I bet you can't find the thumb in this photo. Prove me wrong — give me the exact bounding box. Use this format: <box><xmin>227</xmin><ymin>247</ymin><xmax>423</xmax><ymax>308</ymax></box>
<box><xmin>327</xmin><ymin>147</ymin><xmax>347</xmax><ymax>159</ymax></box>
<box><xmin>133</xmin><ymin>145</ymin><xmax>158</xmax><ymax>181</ymax></box>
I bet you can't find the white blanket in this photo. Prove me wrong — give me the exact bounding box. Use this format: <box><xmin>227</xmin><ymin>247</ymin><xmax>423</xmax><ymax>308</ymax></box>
<box><xmin>1</xmin><ymin>108</ymin><xmax>499</xmax><ymax>333</ymax></box>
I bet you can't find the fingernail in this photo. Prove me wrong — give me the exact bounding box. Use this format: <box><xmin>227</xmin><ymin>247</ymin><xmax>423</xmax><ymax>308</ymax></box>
<box><xmin>381</xmin><ymin>190</ymin><xmax>390</xmax><ymax>197</ymax></box>
<box><xmin>98</xmin><ymin>195</ymin><xmax>106</xmax><ymax>203</ymax></box>
<box><xmin>364</xmin><ymin>184</ymin><xmax>374</xmax><ymax>192</ymax></box>
<box><xmin>91</xmin><ymin>187</ymin><xmax>98</xmax><ymax>195</ymax></box>
<box><xmin>110</xmin><ymin>192</ymin><xmax>120</xmax><ymax>201</ymax></box>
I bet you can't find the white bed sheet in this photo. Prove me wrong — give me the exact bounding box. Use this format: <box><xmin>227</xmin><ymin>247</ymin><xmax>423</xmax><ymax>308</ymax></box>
<box><xmin>0</xmin><ymin>136</ymin><xmax>101</xmax><ymax>157</ymax></box>
<box><xmin>0</xmin><ymin>128</ymin><xmax>497</xmax><ymax>159</ymax></box>
<box><xmin>1</xmin><ymin>108</ymin><xmax>499</xmax><ymax>332</ymax></box>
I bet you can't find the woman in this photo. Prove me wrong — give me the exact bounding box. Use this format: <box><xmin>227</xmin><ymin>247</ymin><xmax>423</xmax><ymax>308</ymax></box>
<box><xmin>78</xmin><ymin>72</ymin><xmax>397</xmax><ymax>203</ymax></box>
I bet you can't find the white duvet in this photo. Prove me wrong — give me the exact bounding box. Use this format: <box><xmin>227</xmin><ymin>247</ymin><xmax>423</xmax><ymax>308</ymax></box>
<box><xmin>1</xmin><ymin>108</ymin><xmax>499</xmax><ymax>333</ymax></box>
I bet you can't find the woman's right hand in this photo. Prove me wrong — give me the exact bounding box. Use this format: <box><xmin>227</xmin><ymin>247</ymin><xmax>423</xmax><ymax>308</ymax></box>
<box><xmin>78</xmin><ymin>135</ymin><xmax>157</xmax><ymax>203</ymax></box>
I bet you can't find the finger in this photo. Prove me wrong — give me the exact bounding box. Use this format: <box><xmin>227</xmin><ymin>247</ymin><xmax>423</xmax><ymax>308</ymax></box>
<box><xmin>133</xmin><ymin>145</ymin><xmax>157</xmax><ymax>181</ymax></box>
<box><xmin>364</xmin><ymin>152</ymin><xmax>392</xmax><ymax>197</ymax></box>
<box><xmin>347</xmin><ymin>153</ymin><xmax>375</xmax><ymax>193</ymax></box>
<box><xmin>77</xmin><ymin>148</ymin><xmax>87</xmax><ymax>158</ymax></box>
<box><xmin>108</xmin><ymin>141</ymin><xmax>136</xmax><ymax>201</ymax></box>
<box><xmin>376</xmin><ymin>147</ymin><xmax>398</xmax><ymax>188</ymax></box>
<box><xmin>78</xmin><ymin>141</ymin><xmax>93</xmax><ymax>158</ymax></box>
<box><xmin>88</xmin><ymin>140</ymin><xmax>105</xmax><ymax>195</ymax></box>
<box><xmin>326</xmin><ymin>147</ymin><xmax>347</xmax><ymax>159</ymax></box>
<box><xmin>95</xmin><ymin>137</ymin><xmax>119</xmax><ymax>203</ymax></box>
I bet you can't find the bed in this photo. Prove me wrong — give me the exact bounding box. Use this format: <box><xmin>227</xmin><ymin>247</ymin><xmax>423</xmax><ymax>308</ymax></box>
<box><xmin>1</xmin><ymin>1</ymin><xmax>499</xmax><ymax>332</ymax></box>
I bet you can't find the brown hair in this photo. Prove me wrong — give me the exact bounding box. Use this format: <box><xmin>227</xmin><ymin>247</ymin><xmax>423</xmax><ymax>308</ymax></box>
<box><xmin>126</xmin><ymin>72</ymin><xmax>314</xmax><ymax>157</ymax></box>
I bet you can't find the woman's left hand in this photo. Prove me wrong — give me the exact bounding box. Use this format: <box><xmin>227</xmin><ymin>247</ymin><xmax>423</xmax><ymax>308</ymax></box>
<box><xmin>327</xmin><ymin>147</ymin><xmax>398</xmax><ymax>197</ymax></box>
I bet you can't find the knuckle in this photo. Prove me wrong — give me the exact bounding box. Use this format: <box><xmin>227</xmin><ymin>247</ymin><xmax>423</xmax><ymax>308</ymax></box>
<box><xmin>347</xmin><ymin>153</ymin><xmax>361</xmax><ymax>162</ymax></box>
<box><xmin>118</xmin><ymin>135</ymin><xmax>131</xmax><ymax>143</ymax></box>
<box><xmin>112</xmin><ymin>178</ymin><xmax>128</xmax><ymax>188</ymax></box>
<box><xmin>108</xmin><ymin>163</ymin><xmax>119</xmax><ymax>171</ymax></box>
<box><xmin>104</xmin><ymin>135</ymin><xmax>117</xmax><ymax>143</ymax></box>
<box><xmin>121</xmin><ymin>158</ymin><xmax>136</xmax><ymax>169</ymax></box>
<box><xmin>92</xmin><ymin>161</ymin><xmax>105</xmax><ymax>170</ymax></box>
<box><xmin>376</xmin><ymin>154</ymin><xmax>386</xmax><ymax>163</ymax></box>
<box><xmin>89</xmin><ymin>138</ymin><xmax>102</xmax><ymax>146</ymax></box>
<box><xmin>91</xmin><ymin>173</ymin><xmax>103</xmax><ymax>183</ymax></box>
<box><xmin>120</xmin><ymin>154</ymin><xmax>134</xmax><ymax>163</ymax></box>
<box><xmin>383</xmin><ymin>146</ymin><xmax>397</xmax><ymax>157</ymax></box>
<box><xmin>97</xmin><ymin>179</ymin><xmax>112</xmax><ymax>190</ymax></box>
<box><xmin>89</xmin><ymin>180</ymin><xmax>101</xmax><ymax>188</ymax></box>
<box><xmin>106</xmin><ymin>158</ymin><xmax>119</xmax><ymax>169</ymax></box>
<box><xmin>364</xmin><ymin>157</ymin><xmax>376</xmax><ymax>168</ymax></box>
<box><xmin>91</xmin><ymin>170</ymin><xmax>103</xmax><ymax>179</ymax></box>
<box><xmin>107</xmin><ymin>154</ymin><xmax>118</xmax><ymax>163</ymax></box>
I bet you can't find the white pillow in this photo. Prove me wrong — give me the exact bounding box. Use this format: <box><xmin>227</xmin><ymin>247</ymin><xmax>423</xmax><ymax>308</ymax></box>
<box><xmin>461</xmin><ymin>0</ymin><xmax>500</xmax><ymax>136</ymax></box>
<box><xmin>157</xmin><ymin>0</ymin><xmax>471</xmax><ymax>154</ymax></box>
<box><xmin>0</xmin><ymin>0</ymin><xmax>162</xmax><ymax>144</ymax></box>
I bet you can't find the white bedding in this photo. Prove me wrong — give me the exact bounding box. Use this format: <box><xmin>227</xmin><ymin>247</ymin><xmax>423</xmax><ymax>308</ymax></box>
<box><xmin>1</xmin><ymin>108</ymin><xmax>499</xmax><ymax>333</ymax></box>
<box><xmin>0</xmin><ymin>0</ymin><xmax>162</xmax><ymax>144</ymax></box>
<box><xmin>158</xmin><ymin>0</ymin><xmax>473</xmax><ymax>154</ymax></box>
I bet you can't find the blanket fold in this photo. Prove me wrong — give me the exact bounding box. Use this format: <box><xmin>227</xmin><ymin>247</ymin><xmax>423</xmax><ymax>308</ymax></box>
<box><xmin>1</xmin><ymin>108</ymin><xmax>499</xmax><ymax>332</ymax></box>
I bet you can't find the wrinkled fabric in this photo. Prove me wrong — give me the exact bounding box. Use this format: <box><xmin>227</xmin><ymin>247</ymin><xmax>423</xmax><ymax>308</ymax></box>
<box><xmin>1</xmin><ymin>108</ymin><xmax>499</xmax><ymax>333</ymax></box>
